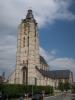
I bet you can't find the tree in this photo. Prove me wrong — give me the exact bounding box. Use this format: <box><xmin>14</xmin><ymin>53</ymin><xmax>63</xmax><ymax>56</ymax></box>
<box><xmin>64</xmin><ymin>82</ymin><xmax>70</xmax><ymax>91</ymax></box>
<box><xmin>58</xmin><ymin>82</ymin><xmax>71</xmax><ymax>92</ymax></box>
<box><xmin>72</xmin><ymin>84</ymin><xmax>75</xmax><ymax>93</ymax></box>
<box><xmin>58</xmin><ymin>82</ymin><xmax>64</xmax><ymax>92</ymax></box>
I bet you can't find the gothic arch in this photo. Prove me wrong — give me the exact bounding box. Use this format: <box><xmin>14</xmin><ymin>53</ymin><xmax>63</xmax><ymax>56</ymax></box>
<box><xmin>22</xmin><ymin>66</ymin><xmax>28</xmax><ymax>85</ymax></box>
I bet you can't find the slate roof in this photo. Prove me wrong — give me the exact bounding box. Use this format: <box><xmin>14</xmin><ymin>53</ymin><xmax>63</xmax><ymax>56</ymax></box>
<box><xmin>36</xmin><ymin>67</ymin><xmax>72</xmax><ymax>79</ymax></box>
<box><xmin>22</xmin><ymin>9</ymin><xmax>36</xmax><ymax>23</ymax></box>
<box><xmin>26</xmin><ymin>9</ymin><xmax>34</xmax><ymax>20</ymax></box>
<box><xmin>36</xmin><ymin>67</ymin><xmax>53</xmax><ymax>78</ymax></box>
<box><xmin>49</xmin><ymin>70</ymin><xmax>72</xmax><ymax>79</ymax></box>
<box><xmin>40</xmin><ymin>56</ymin><xmax>48</xmax><ymax>66</ymax></box>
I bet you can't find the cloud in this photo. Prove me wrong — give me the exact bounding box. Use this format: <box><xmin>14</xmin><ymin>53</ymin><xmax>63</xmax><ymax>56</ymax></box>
<box><xmin>0</xmin><ymin>35</ymin><xmax>17</xmax><ymax>77</ymax></box>
<box><xmin>0</xmin><ymin>0</ymin><xmax>75</xmax><ymax>30</ymax></box>
<box><xmin>39</xmin><ymin>47</ymin><xmax>56</xmax><ymax>62</ymax></box>
<box><xmin>49</xmin><ymin>57</ymin><xmax>75</xmax><ymax>70</ymax></box>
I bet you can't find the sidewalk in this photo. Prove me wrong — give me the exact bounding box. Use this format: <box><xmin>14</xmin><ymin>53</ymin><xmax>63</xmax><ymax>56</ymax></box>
<box><xmin>24</xmin><ymin>98</ymin><xmax>31</xmax><ymax>100</ymax></box>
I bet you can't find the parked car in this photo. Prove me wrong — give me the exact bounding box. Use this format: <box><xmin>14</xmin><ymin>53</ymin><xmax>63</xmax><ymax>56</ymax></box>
<box><xmin>32</xmin><ymin>94</ymin><xmax>43</xmax><ymax>100</ymax></box>
<box><xmin>0</xmin><ymin>92</ymin><xmax>2</xmax><ymax>100</ymax></box>
<box><xmin>71</xmin><ymin>94</ymin><xmax>75</xmax><ymax>100</ymax></box>
<box><xmin>0</xmin><ymin>94</ymin><xmax>7</xmax><ymax>100</ymax></box>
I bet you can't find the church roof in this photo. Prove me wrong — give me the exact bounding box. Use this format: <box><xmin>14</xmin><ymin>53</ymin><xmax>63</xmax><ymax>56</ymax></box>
<box><xmin>49</xmin><ymin>70</ymin><xmax>72</xmax><ymax>79</ymax></box>
<box><xmin>26</xmin><ymin>9</ymin><xmax>34</xmax><ymax>19</ymax></box>
<box><xmin>22</xmin><ymin>9</ymin><xmax>36</xmax><ymax>23</ymax></box>
<box><xmin>40</xmin><ymin>56</ymin><xmax>48</xmax><ymax>67</ymax></box>
<box><xmin>36</xmin><ymin>67</ymin><xmax>72</xmax><ymax>79</ymax></box>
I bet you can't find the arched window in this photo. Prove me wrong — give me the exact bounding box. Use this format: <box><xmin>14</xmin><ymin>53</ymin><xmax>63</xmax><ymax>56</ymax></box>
<box><xmin>22</xmin><ymin>67</ymin><xmax>28</xmax><ymax>84</ymax></box>
<box><xmin>23</xmin><ymin>37</ymin><xmax>25</xmax><ymax>47</ymax></box>
<box><xmin>27</xmin><ymin>37</ymin><xmax>29</xmax><ymax>46</ymax></box>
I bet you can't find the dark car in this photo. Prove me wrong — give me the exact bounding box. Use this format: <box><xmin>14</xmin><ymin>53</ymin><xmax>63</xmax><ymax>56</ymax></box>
<box><xmin>71</xmin><ymin>94</ymin><xmax>75</xmax><ymax>100</ymax></box>
<box><xmin>32</xmin><ymin>94</ymin><xmax>43</xmax><ymax>100</ymax></box>
<box><xmin>0</xmin><ymin>95</ymin><xmax>7</xmax><ymax>100</ymax></box>
<box><xmin>0</xmin><ymin>92</ymin><xmax>2</xmax><ymax>100</ymax></box>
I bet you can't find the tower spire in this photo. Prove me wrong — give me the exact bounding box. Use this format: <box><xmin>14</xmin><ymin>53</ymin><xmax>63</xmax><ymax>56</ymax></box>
<box><xmin>15</xmin><ymin>9</ymin><xmax>39</xmax><ymax>84</ymax></box>
<box><xmin>26</xmin><ymin>9</ymin><xmax>34</xmax><ymax>19</ymax></box>
<box><xmin>22</xmin><ymin>9</ymin><xmax>36</xmax><ymax>23</ymax></box>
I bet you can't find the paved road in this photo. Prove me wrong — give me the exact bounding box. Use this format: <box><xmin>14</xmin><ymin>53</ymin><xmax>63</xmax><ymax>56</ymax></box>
<box><xmin>45</xmin><ymin>95</ymin><xmax>71</xmax><ymax>100</ymax></box>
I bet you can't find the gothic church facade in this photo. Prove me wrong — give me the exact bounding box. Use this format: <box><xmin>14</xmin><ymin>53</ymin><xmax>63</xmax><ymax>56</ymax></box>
<box><xmin>9</xmin><ymin>9</ymin><xmax>73</xmax><ymax>87</ymax></box>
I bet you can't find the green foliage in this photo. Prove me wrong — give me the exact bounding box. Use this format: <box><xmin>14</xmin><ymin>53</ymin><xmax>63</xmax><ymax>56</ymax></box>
<box><xmin>64</xmin><ymin>82</ymin><xmax>70</xmax><ymax>91</ymax></box>
<box><xmin>58</xmin><ymin>82</ymin><xmax>70</xmax><ymax>91</ymax></box>
<box><xmin>0</xmin><ymin>84</ymin><xmax>53</xmax><ymax>98</ymax></box>
<box><xmin>71</xmin><ymin>84</ymin><xmax>75</xmax><ymax>93</ymax></box>
<box><xmin>58</xmin><ymin>82</ymin><xmax>64</xmax><ymax>91</ymax></box>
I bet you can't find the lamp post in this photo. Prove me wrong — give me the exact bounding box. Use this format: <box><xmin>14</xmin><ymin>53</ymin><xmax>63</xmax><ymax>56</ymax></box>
<box><xmin>31</xmin><ymin>78</ymin><xmax>35</xmax><ymax>99</ymax></box>
<box><xmin>32</xmin><ymin>85</ymin><xmax>33</xmax><ymax>98</ymax></box>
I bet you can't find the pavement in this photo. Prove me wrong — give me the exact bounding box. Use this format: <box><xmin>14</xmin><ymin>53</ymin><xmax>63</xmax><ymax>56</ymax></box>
<box><xmin>45</xmin><ymin>95</ymin><xmax>71</xmax><ymax>100</ymax></box>
<box><xmin>24</xmin><ymin>95</ymin><xmax>71</xmax><ymax>100</ymax></box>
<box><xmin>18</xmin><ymin>94</ymin><xmax>75</xmax><ymax>100</ymax></box>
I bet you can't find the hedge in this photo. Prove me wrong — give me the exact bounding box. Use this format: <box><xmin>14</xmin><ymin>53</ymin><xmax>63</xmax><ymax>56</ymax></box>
<box><xmin>71</xmin><ymin>84</ymin><xmax>75</xmax><ymax>93</ymax></box>
<box><xmin>0</xmin><ymin>84</ymin><xmax>53</xmax><ymax>98</ymax></box>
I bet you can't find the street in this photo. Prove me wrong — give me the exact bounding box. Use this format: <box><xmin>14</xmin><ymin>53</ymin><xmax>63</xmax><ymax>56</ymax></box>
<box><xmin>45</xmin><ymin>95</ymin><xmax>71</xmax><ymax>100</ymax></box>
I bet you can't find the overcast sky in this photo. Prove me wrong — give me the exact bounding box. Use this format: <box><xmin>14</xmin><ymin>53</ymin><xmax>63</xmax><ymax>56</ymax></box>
<box><xmin>0</xmin><ymin>0</ymin><xmax>75</xmax><ymax>80</ymax></box>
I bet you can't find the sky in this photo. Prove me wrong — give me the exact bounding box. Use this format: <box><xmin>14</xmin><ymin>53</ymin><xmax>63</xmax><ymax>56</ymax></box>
<box><xmin>0</xmin><ymin>0</ymin><xmax>75</xmax><ymax>80</ymax></box>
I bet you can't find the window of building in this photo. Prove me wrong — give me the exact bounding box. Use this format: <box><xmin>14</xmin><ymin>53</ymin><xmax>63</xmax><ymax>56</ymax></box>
<box><xmin>34</xmin><ymin>28</ymin><xmax>36</xmax><ymax>37</ymax></box>
<box><xmin>24</xmin><ymin>27</ymin><xmax>26</xmax><ymax>35</ymax></box>
<box><xmin>23</xmin><ymin>37</ymin><xmax>25</xmax><ymax>47</ymax></box>
<box><xmin>24</xmin><ymin>24</ymin><xmax>26</xmax><ymax>28</ymax></box>
<box><xmin>24</xmin><ymin>32</ymin><xmax>27</xmax><ymax>35</ymax></box>
<box><xmin>23</xmin><ymin>60</ymin><xmax>25</xmax><ymax>64</ymax></box>
<box><xmin>28</xmin><ymin>25</ymin><xmax>30</xmax><ymax>33</ymax></box>
<box><xmin>27</xmin><ymin>37</ymin><xmax>29</xmax><ymax>46</ymax></box>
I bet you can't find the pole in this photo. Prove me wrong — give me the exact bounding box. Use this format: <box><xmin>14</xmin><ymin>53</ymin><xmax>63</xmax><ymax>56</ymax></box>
<box><xmin>32</xmin><ymin>85</ymin><xmax>33</xmax><ymax>98</ymax></box>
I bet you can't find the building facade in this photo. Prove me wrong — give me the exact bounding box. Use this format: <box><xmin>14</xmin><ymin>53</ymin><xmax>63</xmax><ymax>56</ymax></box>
<box><xmin>9</xmin><ymin>9</ymin><xmax>55</xmax><ymax>86</ymax></box>
<box><xmin>9</xmin><ymin>9</ymin><xmax>73</xmax><ymax>87</ymax></box>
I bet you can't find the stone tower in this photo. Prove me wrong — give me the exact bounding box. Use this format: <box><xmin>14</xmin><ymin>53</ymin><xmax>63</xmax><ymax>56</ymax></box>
<box><xmin>15</xmin><ymin>9</ymin><xmax>40</xmax><ymax>85</ymax></box>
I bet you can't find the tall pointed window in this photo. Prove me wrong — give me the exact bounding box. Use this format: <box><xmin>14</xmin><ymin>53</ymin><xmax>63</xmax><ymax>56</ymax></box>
<box><xmin>27</xmin><ymin>37</ymin><xmax>29</xmax><ymax>47</ymax></box>
<box><xmin>23</xmin><ymin>37</ymin><xmax>25</xmax><ymax>47</ymax></box>
<box><xmin>24</xmin><ymin>27</ymin><xmax>27</xmax><ymax>35</ymax></box>
<box><xmin>28</xmin><ymin>24</ymin><xmax>30</xmax><ymax>33</ymax></box>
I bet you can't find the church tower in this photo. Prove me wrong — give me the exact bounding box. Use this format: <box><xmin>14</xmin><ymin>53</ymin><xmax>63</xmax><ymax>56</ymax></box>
<box><xmin>15</xmin><ymin>9</ymin><xmax>40</xmax><ymax>85</ymax></box>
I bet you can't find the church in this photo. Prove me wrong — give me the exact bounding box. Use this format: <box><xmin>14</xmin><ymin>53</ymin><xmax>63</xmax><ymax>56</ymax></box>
<box><xmin>9</xmin><ymin>9</ymin><xmax>73</xmax><ymax>87</ymax></box>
